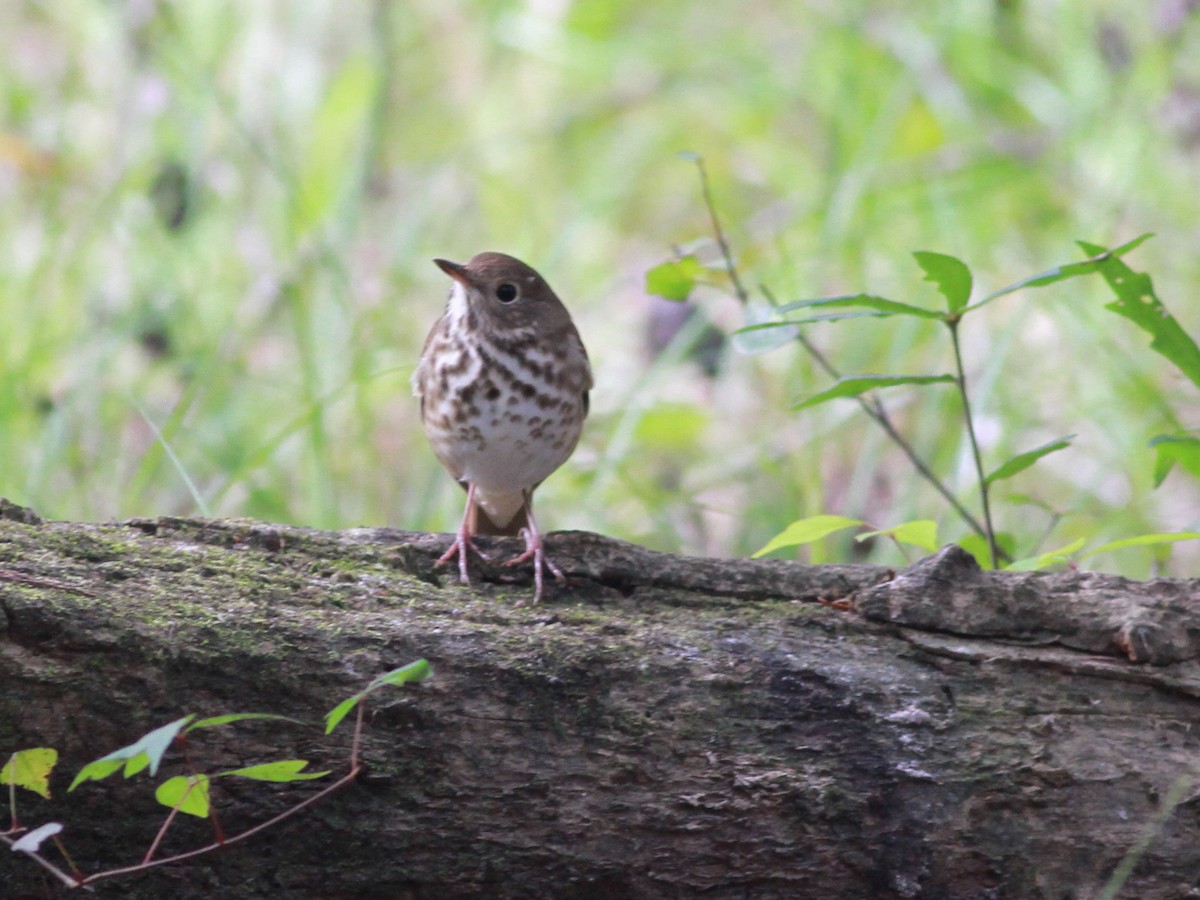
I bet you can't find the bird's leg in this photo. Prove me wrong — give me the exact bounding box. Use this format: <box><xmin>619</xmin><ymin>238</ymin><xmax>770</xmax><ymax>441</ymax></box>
<box><xmin>436</xmin><ymin>483</ymin><xmax>490</xmax><ymax>584</ymax></box>
<box><xmin>503</xmin><ymin>494</ymin><xmax>565</xmax><ymax>603</ymax></box>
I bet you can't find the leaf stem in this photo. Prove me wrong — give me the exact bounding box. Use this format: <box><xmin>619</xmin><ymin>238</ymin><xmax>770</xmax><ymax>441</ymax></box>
<box><xmin>947</xmin><ymin>320</ymin><xmax>998</xmax><ymax>567</ymax></box>
<box><xmin>689</xmin><ymin>155</ymin><xmax>997</xmax><ymax>551</ymax></box>
<box><xmin>763</xmin><ymin>287</ymin><xmax>993</xmax><ymax>544</ymax></box>
<box><xmin>692</xmin><ymin>156</ymin><xmax>751</xmax><ymax>306</ymax></box>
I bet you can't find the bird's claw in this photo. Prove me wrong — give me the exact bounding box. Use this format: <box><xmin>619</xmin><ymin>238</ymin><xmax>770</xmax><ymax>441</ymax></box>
<box><xmin>504</xmin><ymin>527</ymin><xmax>566</xmax><ymax>604</ymax></box>
<box><xmin>436</xmin><ymin>531</ymin><xmax>489</xmax><ymax>585</ymax></box>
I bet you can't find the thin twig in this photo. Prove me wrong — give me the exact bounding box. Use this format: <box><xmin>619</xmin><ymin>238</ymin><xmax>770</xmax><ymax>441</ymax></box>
<box><xmin>142</xmin><ymin>787</ymin><xmax>187</xmax><ymax>865</ymax></box>
<box><xmin>687</xmin><ymin>153</ymin><xmax>1000</xmax><ymax>555</ymax></box>
<box><xmin>693</xmin><ymin>156</ymin><xmax>751</xmax><ymax>306</ymax></box>
<box><xmin>80</xmin><ymin>768</ymin><xmax>361</xmax><ymax>886</ymax></box>
<box><xmin>761</xmin><ymin>286</ymin><xmax>992</xmax><ymax>544</ymax></box>
<box><xmin>947</xmin><ymin>321</ymin><xmax>998</xmax><ymax>567</ymax></box>
<box><xmin>3</xmin><ymin>696</ymin><xmax>371</xmax><ymax>889</ymax></box>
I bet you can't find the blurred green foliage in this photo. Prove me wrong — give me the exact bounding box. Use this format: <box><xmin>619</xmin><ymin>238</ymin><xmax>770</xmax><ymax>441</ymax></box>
<box><xmin>1</xmin><ymin>0</ymin><xmax>1198</xmax><ymax>576</ymax></box>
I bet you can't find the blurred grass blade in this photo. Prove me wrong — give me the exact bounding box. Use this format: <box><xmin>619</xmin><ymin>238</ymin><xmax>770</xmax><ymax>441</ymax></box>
<box><xmin>792</xmin><ymin>374</ymin><xmax>955</xmax><ymax>411</ymax></box>
<box><xmin>753</xmin><ymin>514</ymin><xmax>863</xmax><ymax>558</ymax></box>
<box><xmin>132</xmin><ymin>398</ymin><xmax>211</xmax><ymax>518</ymax></box>
<box><xmin>1078</xmin><ymin>240</ymin><xmax>1200</xmax><ymax>390</ymax></box>
<box><xmin>293</xmin><ymin>55</ymin><xmax>378</xmax><ymax>236</ymax></box>
<box><xmin>913</xmin><ymin>251</ymin><xmax>972</xmax><ymax>314</ymax></box>
<box><xmin>984</xmin><ymin>435</ymin><xmax>1075</xmax><ymax>486</ymax></box>
<box><xmin>972</xmin><ymin>233</ymin><xmax>1153</xmax><ymax>310</ymax></box>
<box><xmin>1149</xmin><ymin>434</ymin><xmax>1200</xmax><ymax>487</ymax></box>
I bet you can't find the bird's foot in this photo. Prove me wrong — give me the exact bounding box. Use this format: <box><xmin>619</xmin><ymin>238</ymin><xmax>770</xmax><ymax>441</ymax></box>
<box><xmin>436</xmin><ymin>529</ymin><xmax>490</xmax><ymax>586</ymax></box>
<box><xmin>504</xmin><ymin>527</ymin><xmax>566</xmax><ymax>604</ymax></box>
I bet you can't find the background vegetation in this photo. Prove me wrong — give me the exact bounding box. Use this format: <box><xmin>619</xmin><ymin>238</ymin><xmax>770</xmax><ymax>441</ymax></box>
<box><xmin>2</xmin><ymin>0</ymin><xmax>1198</xmax><ymax>576</ymax></box>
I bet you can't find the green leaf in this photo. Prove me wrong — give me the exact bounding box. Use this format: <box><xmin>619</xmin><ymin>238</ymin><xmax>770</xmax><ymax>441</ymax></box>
<box><xmin>69</xmin><ymin>716</ymin><xmax>194</xmax><ymax>791</ymax></box>
<box><xmin>957</xmin><ymin>533</ymin><xmax>1016</xmax><ymax>570</ymax></box>
<box><xmin>324</xmin><ymin>697</ymin><xmax>361</xmax><ymax>736</ymax></box>
<box><xmin>645</xmin><ymin>256</ymin><xmax>706</xmax><ymax>302</ymax></box>
<box><xmin>325</xmin><ymin>659</ymin><xmax>432</xmax><ymax>734</ymax></box>
<box><xmin>856</xmin><ymin>520</ymin><xmax>939</xmax><ymax>553</ymax></box>
<box><xmin>1</xmin><ymin>748</ymin><xmax>58</xmax><ymax>799</ymax></box>
<box><xmin>777</xmin><ymin>293</ymin><xmax>944</xmax><ymax>320</ymax></box>
<box><xmin>221</xmin><ymin>760</ymin><xmax>331</xmax><ymax>782</ymax></box>
<box><xmin>155</xmin><ymin>774</ymin><xmax>211</xmax><ymax>818</ymax></box>
<box><xmin>791</xmin><ymin>374</ymin><xmax>956</xmax><ymax>411</ymax></box>
<box><xmin>1005</xmin><ymin>537</ymin><xmax>1088</xmax><ymax>571</ymax></box>
<box><xmin>186</xmin><ymin>713</ymin><xmax>303</xmax><ymax>733</ymax></box>
<box><xmin>913</xmin><ymin>251</ymin><xmax>972</xmax><ymax>314</ymax></box>
<box><xmin>984</xmin><ymin>435</ymin><xmax>1075</xmax><ymax>486</ymax></box>
<box><xmin>1078</xmin><ymin>241</ymin><xmax>1200</xmax><ymax>391</ymax></box>
<box><xmin>372</xmin><ymin>658</ymin><xmax>433</xmax><ymax>689</ymax></box>
<box><xmin>973</xmin><ymin>233</ymin><xmax>1153</xmax><ymax>310</ymax></box>
<box><xmin>1149</xmin><ymin>434</ymin><xmax>1200</xmax><ymax>487</ymax></box>
<box><xmin>1078</xmin><ymin>532</ymin><xmax>1200</xmax><ymax>561</ymax></box>
<box><xmin>752</xmin><ymin>515</ymin><xmax>864</xmax><ymax>558</ymax></box>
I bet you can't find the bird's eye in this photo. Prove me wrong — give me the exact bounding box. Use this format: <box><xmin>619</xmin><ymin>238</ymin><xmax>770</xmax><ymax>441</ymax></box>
<box><xmin>496</xmin><ymin>283</ymin><xmax>518</xmax><ymax>303</ymax></box>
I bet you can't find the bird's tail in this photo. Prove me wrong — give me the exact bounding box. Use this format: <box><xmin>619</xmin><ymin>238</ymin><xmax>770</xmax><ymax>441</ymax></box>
<box><xmin>467</xmin><ymin>500</ymin><xmax>528</xmax><ymax>537</ymax></box>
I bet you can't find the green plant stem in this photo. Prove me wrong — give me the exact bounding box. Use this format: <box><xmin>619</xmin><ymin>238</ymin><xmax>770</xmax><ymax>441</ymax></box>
<box><xmin>947</xmin><ymin>320</ymin><xmax>998</xmax><ymax>568</ymax></box>
<box><xmin>762</xmin><ymin>287</ymin><xmax>993</xmax><ymax>546</ymax></box>
<box><xmin>690</xmin><ymin>155</ymin><xmax>997</xmax><ymax>553</ymax></box>
<box><xmin>2</xmin><ymin>695</ymin><xmax>375</xmax><ymax>889</ymax></box>
<box><xmin>693</xmin><ymin>156</ymin><xmax>752</xmax><ymax>306</ymax></box>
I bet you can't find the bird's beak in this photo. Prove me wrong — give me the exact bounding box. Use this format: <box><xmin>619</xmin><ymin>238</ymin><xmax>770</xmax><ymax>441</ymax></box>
<box><xmin>434</xmin><ymin>258</ymin><xmax>472</xmax><ymax>287</ymax></box>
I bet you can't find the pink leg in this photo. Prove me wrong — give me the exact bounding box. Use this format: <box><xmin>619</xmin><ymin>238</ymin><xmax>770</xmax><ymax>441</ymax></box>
<box><xmin>436</xmin><ymin>484</ymin><xmax>490</xmax><ymax>585</ymax></box>
<box><xmin>502</xmin><ymin>496</ymin><xmax>565</xmax><ymax>603</ymax></box>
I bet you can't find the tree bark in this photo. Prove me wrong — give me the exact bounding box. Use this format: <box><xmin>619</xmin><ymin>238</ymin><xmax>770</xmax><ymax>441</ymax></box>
<box><xmin>2</xmin><ymin>499</ymin><xmax>1199</xmax><ymax>898</ymax></box>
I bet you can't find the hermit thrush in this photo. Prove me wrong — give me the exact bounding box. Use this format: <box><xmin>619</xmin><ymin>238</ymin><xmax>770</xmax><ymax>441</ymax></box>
<box><xmin>412</xmin><ymin>252</ymin><xmax>592</xmax><ymax>602</ymax></box>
